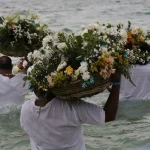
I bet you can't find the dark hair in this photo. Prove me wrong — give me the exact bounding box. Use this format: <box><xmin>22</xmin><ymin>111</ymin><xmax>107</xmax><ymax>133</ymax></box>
<box><xmin>34</xmin><ymin>86</ymin><xmax>55</xmax><ymax>99</ymax></box>
<box><xmin>0</xmin><ymin>56</ymin><xmax>13</xmax><ymax>70</ymax></box>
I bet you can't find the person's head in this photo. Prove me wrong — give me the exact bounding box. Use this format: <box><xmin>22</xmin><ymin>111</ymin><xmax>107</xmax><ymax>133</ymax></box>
<box><xmin>34</xmin><ymin>86</ymin><xmax>55</xmax><ymax>101</ymax></box>
<box><xmin>0</xmin><ymin>56</ymin><xmax>13</xmax><ymax>70</ymax></box>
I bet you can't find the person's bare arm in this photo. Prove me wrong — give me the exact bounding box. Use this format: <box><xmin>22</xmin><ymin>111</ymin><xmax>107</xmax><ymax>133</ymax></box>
<box><xmin>103</xmin><ymin>69</ymin><xmax>121</xmax><ymax>122</ymax></box>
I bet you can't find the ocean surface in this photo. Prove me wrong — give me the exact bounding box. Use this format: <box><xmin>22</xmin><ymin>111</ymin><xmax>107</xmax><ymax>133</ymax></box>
<box><xmin>0</xmin><ymin>0</ymin><xmax>150</xmax><ymax>150</ymax></box>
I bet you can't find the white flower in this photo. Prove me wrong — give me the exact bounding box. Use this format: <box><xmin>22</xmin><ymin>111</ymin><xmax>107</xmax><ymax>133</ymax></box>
<box><xmin>79</xmin><ymin>61</ymin><xmax>88</xmax><ymax>73</ymax></box>
<box><xmin>82</xmin><ymin>72</ymin><xmax>90</xmax><ymax>81</ymax></box>
<box><xmin>103</xmin><ymin>35</ymin><xmax>107</xmax><ymax>40</ymax></box>
<box><xmin>51</xmin><ymin>72</ymin><xmax>57</xmax><ymax>76</ymax></box>
<box><xmin>101</xmin><ymin>47</ymin><xmax>108</xmax><ymax>53</ymax></box>
<box><xmin>82</xmin><ymin>41</ymin><xmax>88</xmax><ymax>47</ymax></box>
<box><xmin>94</xmin><ymin>48</ymin><xmax>98</xmax><ymax>54</ymax></box>
<box><xmin>120</xmin><ymin>29</ymin><xmax>127</xmax><ymax>42</ymax></box>
<box><xmin>27</xmin><ymin>65</ymin><xmax>34</xmax><ymax>75</ymax></box>
<box><xmin>136</xmin><ymin>27</ymin><xmax>143</xmax><ymax>33</ymax></box>
<box><xmin>27</xmin><ymin>52</ymin><xmax>33</xmax><ymax>62</ymax></box>
<box><xmin>57</xmin><ymin>42</ymin><xmax>67</xmax><ymax>50</ymax></box>
<box><xmin>57</xmin><ymin>61</ymin><xmax>67</xmax><ymax>71</ymax></box>
<box><xmin>145</xmin><ymin>40</ymin><xmax>150</xmax><ymax>45</ymax></box>
<box><xmin>22</xmin><ymin>60</ymin><xmax>28</xmax><ymax>68</ymax></box>
<box><xmin>87</xmin><ymin>22</ymin><xmax>101</xmax><ymax>33</ymax></box>
<box><xmin>143</xmin><ymin>30</ymin><xmax>147</xmax><ymax>36</ymax></box>
<box><xmin>118</xmin><ymin>21</ymin><xmax>124</xmax><ymax>26</ymax></box>
<box><xmin>36</xmin><ymin>27</ymin><xmax>40</xmax><ymax>30</ymax></box>
<box><xmin>87</xmin><ymin>24</ymin><xmax>95</xmax><ymax>31</ymax></box>
<box><xmin>12</xmin><ymin>66</ymin><xmax>20</xmax><ymax>75</ymax></box>
<box><xmin>147</xmin><ymin>56</ymin><xmax>150</xmax><ymax>61</ymax></box>
<box><xmin>101</xmin><ymin>26</ymin><xmax>106</xmax><ymax>33</ymax></box>
<box><xmin>0</xmin><ymin>53</ymin><xmax>3</xmax><ymax>56</ymax></box>
<box><xmin>0</xmin><ymin>24</ymin><xmax>5</xmax><ymax>28</ymax></box>
<box><xmin>81</xmin><ymin>29</ymin><xmax>88</xmax><ymax>35</ymax></box>
<box><xmin>42</xmin><ymin>35</ymin><xmax>53</xmax><ymax>48</ymax></box>
<box><xmin>33</xmin><ymin>50</ymin><xmax>42</xmax><ymax>60</ymax></box>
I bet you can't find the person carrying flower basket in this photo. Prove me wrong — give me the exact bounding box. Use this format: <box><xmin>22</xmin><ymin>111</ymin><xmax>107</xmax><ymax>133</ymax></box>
<box><xmin>120</xmin><ymin>42</ymin><xmax>150</xmax><ymax>100</ymax></box>
<box><xmin>20</xmin><ymin>21</ymin><xmax>134</xmax><ymax>150</ymax></box>
<box><xmin>20</xmin><ymin>69</ymin><xmax>121</xmax><ymax>150</ymax></box>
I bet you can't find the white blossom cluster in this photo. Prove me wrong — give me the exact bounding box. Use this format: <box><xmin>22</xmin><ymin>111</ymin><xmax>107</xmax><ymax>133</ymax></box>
<box><xmin>81</xmin><ymin>22</ymin><xmax>128</xmax><ymax>46</ymax></box>
<box><xmin>79</xmin><ymin>61</ymin><xmax>90</xmax><ymax>81</ymax></box>
<box><xmin>27</xmin><ymin>34</ymin><xmax>56</xmax><ymax>62</ymax></box>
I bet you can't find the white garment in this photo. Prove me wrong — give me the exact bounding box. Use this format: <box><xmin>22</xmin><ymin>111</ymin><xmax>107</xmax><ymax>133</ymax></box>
<box><xmin>120</xmin><ymin>64</ymin><xmax>150</xmax><ymax>100</ymax></box>
<box><xmin>20</xmin><ymin>97</ymin><xmax>105</xmax><ymax>150</ymax></box>
<box><xmin>0</xmin><ymin>73</ymin><xmax>29</xmax><ymax>108</ymax></box>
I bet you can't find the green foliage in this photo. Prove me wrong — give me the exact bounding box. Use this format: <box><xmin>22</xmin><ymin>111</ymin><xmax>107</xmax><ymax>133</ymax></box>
<box><xmin>0</xmin><ymin>13</ymin><xmax>50</xmax><ymax>56</ymax></box>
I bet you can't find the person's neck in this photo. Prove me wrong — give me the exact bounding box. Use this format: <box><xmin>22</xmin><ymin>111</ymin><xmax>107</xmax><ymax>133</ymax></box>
<box><xmin>0</xmin><ymin>69</ymin><xmax>11</xmax><ymax>74</ymax></box>
<box><xmin>35</xmin><ymin>95</ymin><xmax>56</xmax><ymax>107</ymax></box>
<box><xmin>0</xmin><ymin>69</ymin><xmax>13</xmax><ymax>78</ymax></box>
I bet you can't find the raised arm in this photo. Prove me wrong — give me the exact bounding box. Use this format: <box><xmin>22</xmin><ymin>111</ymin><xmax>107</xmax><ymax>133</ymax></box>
<box><xmin>103</xmin><ymin>69</ymin><xmax>121</xmax><ymax>122</ymax></box>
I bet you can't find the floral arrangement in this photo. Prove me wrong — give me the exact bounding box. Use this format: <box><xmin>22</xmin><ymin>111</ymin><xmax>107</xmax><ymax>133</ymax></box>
<box><xmin>0</xmin><ymin>13</ymin><xmax>50</xmax><ymax>56</ymax></box>
<box><xmin>125</xmin><ymin>22</ymin><xmax>150</xmax><ymax>65</ymax></box>
<box><xmin>23</xmin><ymin>21</ymin><xmax>135</xmax><ymax>94</ymax></box>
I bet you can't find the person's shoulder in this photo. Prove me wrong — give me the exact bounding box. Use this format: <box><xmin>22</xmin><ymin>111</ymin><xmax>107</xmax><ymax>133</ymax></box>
<box><xmin>73</xmin><ymin>99</ymin><xmax>102</xmax><ymax>110</ymax></box>
<box><xmin>13</xmin><ymin>73</ymin><xmax>27</xmax><ymax>79</ymax></box>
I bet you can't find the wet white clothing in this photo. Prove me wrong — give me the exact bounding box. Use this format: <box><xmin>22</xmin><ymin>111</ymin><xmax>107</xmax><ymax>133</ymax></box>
<box><xmin>20</xmin><ymin>97</ymin><xmax>105</xmax><ymax>150</ymax></box>
<box><xmin>0</xmin><ymin>73</ymin><xmax>29</xmax><ymax>108</ymax></box>
<box><xmin>120</xmin><ymin>64</ymin><xmax>150</xmax><ymax>100</ymax></box>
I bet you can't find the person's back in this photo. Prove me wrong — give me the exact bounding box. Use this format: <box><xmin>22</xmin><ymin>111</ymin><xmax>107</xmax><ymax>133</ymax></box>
<box><xmin>120</xmin><ymin>64</ymin><xmax>150</xmax><ymax>100</ymax></box>
<box><xmin>0</xmin><ymin>73</ymin><xmax>29</xmax><ymax>107</ymax></box>
<box><xmin>20</xmin><ymin>97</ymin><xmax>105</xmax><ymax>150</ymax></box>
<box><xmin>0</xmin><ymin>56</ymin><xmax>29</xmax><ymax>108</ymax></box>
<box><xmin>20</xmin><ymin>70</ymin><xmax>121</xmax><ymax>150</ymax></box>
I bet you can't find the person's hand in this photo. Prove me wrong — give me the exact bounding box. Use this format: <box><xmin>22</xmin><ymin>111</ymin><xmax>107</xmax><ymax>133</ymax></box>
<box><xmin>111</xmin><ymin>69</ymin><xmax>121</xmax><ymax>82</ymax></box>
<box><xmin>107</xmin><ymin>84</ymin><xmax>112</xmax><ymax>92</ymax></box>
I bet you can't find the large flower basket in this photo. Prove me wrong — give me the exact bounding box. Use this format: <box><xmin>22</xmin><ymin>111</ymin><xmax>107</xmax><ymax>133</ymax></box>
<box><xmin>51</xmin><ymin>75</ymin><xmax>111</xmax><ymax>100</ymax></box>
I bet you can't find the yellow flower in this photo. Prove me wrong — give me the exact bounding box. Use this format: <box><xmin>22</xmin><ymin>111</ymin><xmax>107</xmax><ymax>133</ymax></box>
<box><xmin>65</xmin><ymin>66</ymin><xmax>73</xmax><ymax>75</ymax></box>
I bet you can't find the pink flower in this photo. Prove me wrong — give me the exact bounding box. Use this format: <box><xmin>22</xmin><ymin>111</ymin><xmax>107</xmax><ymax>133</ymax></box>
<box><xmin>100</xmin><ymin>69</ymin><xmax>109</xmax><ymax>79</ymax></box>
<box><xmin>8</xmin><ymin>25</ymin><xmax>15</xmax><ymax>29</ymax></box>
<box><xmin>106</xmin><ymin>57</ymin><xmax>114</xmax><ymax>65</ymax></box>
<box><xmin>131</xmin><ymin>28</ymin><xmax>138</xmax><ymax>35</ymax></box>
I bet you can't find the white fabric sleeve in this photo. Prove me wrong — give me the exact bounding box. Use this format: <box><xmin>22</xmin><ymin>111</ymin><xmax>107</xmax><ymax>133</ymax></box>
<box><xmin>73</xmin><ymin>100</ymin><xmax>105</xmax><ymax>126</ymax></box>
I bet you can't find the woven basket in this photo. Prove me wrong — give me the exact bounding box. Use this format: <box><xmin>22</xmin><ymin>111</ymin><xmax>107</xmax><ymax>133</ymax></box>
<box><xmin>51</xmin><ymin>75</ymin><xmax>111</xmax><ymax>100</ymax></box>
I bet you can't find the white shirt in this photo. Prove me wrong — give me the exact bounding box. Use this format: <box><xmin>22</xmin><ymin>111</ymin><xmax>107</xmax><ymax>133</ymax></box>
<box><xmin>120</xmin><ymin>64</ymin><xmax>150</xmax><ymax>100</ymax></box>
<box><xmin>0</xmin><ymin>73</ymin><xmax>29</xmax><ymax>108</ymax></box>
<box><xmin>20</xmin><ymin>97</ymin><xmax>105</xmax><ymax>150</ymax></box>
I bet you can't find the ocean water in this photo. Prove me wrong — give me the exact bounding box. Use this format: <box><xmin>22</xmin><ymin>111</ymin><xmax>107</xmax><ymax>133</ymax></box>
<box><xmin>0</xmin><ymin>0</ymin><xmax>150</xmax><ymax>150</ymax></box>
